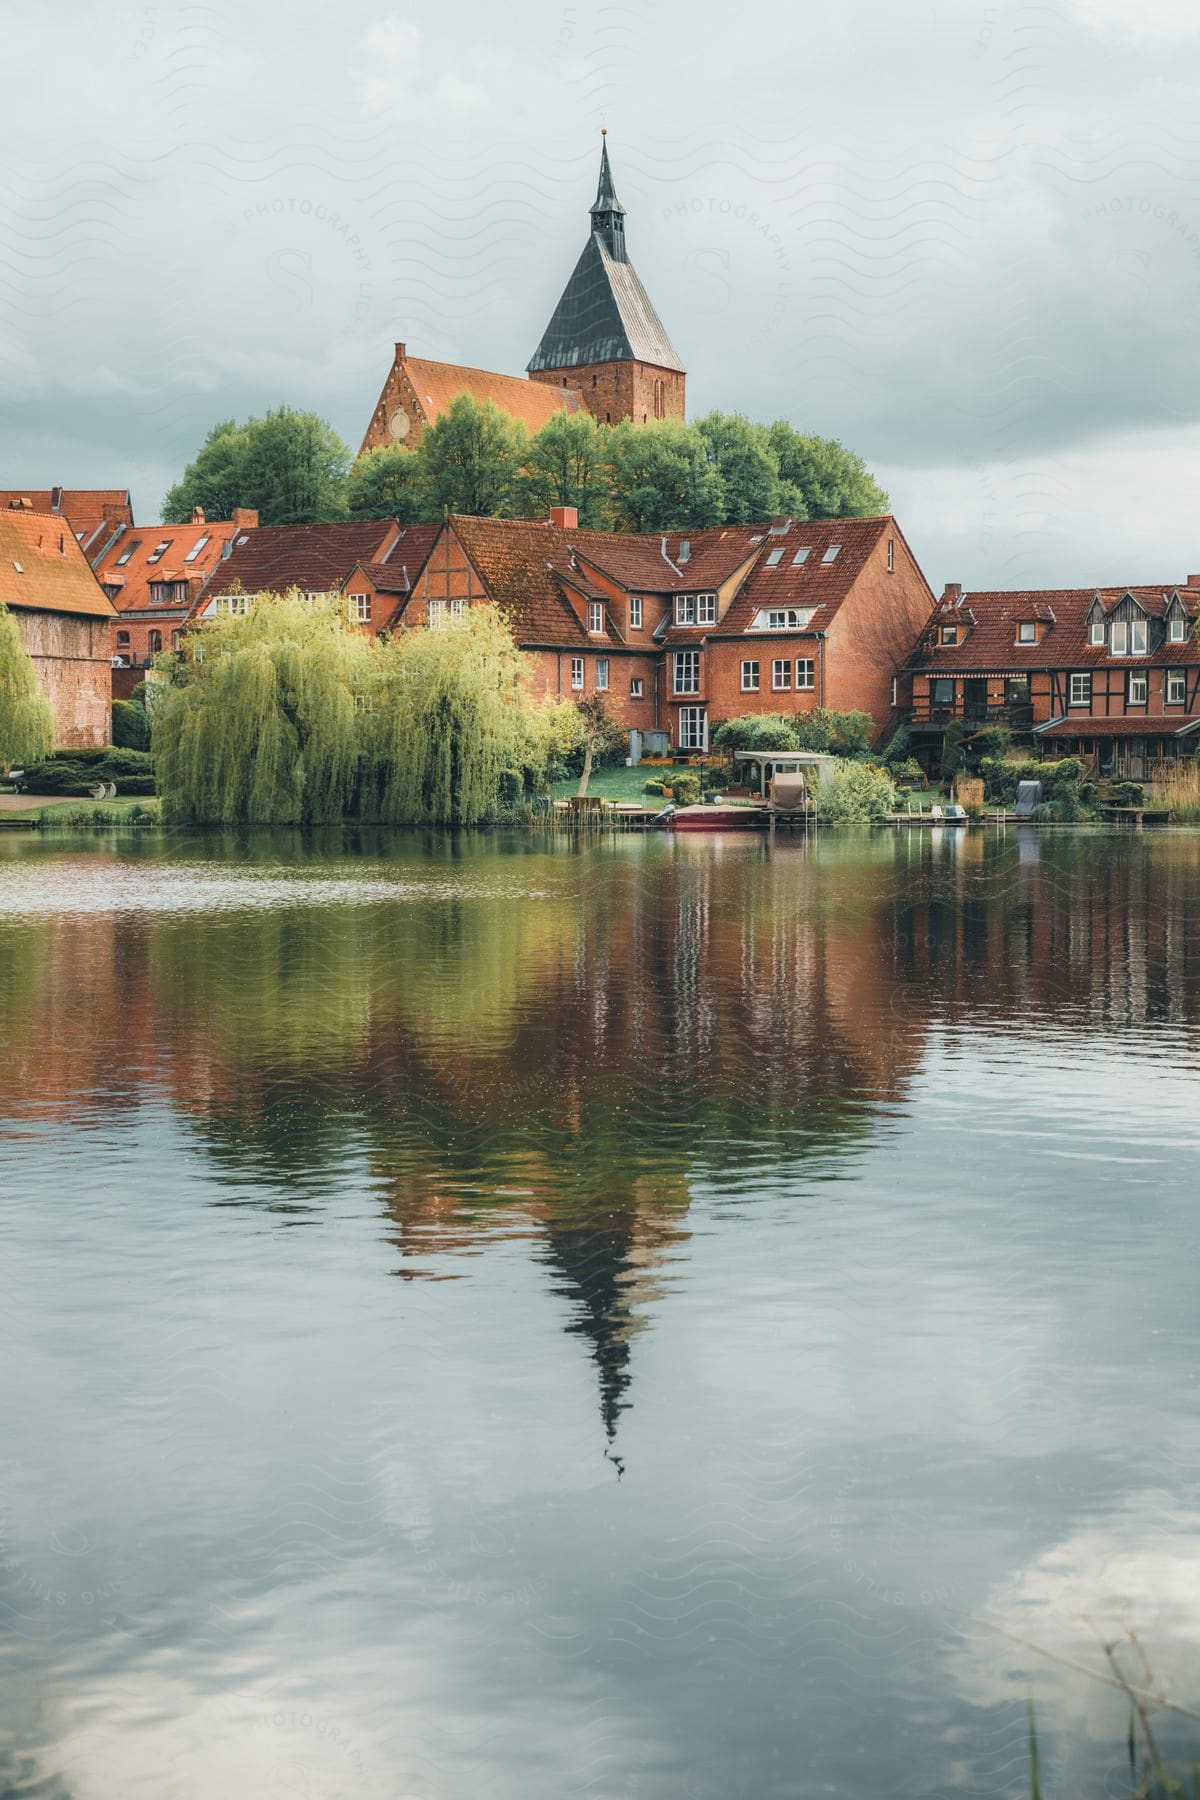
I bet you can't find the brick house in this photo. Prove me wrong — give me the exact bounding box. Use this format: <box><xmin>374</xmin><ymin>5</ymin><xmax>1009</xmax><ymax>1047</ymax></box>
<box><xmin>0</xmin><ymin>510</ymin><xmax>117</xmax><ymax>748</ymax></box>
<box><xmin>906</xmin><ymin>582</ymin><xmax>1200</xmax><ymax>779</ymax></box>
<box><xmin>96</xmin><ymin>507</ymin><xmax>259</xmax><ymax>676</ymax></box>
<box><xmin>2</xmin><ymin>489</ymin><xmax>133</xmax><ymax>565</ymax></box>
<box><xmin>190</xmin><ymin>519</ymin><xmax>440</xmax><ymax>640</ymax></box>
<box><xmin>360</xmin><ymin>136</ymin><xmax>683</xmax><ymax>453</ymax></box>
<box><xmin>396</xmin><ymin>509</ymin><xmax>934</xmax><ymax>748</ymax></box>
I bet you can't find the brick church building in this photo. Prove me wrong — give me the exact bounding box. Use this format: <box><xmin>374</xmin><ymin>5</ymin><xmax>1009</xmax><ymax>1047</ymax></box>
<box><xmin>359</xmin><ymin>136</ymin><xmax>684</xmax><ymax>454</ymax></box>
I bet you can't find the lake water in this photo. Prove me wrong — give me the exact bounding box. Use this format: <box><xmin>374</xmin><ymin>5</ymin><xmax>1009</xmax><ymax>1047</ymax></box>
<box><xmin>2</xmin><ymin>825</ymin><xmax>1200</xmax><ymax>1800</ymax></box>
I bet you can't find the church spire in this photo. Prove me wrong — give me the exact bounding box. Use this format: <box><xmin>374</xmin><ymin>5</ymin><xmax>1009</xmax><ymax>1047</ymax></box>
<box><xmin>590</xmin><ymin>130</ymin><xmax>627</xmax><ymax>263</ymax></box>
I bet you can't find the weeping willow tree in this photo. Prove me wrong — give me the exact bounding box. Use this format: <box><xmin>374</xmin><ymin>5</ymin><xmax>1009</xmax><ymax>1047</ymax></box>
<box><xmin>153</xmin><ymin>594</ymin><xmax>374</xmax><ymax>825</ymax></box>
<box><xmin>367</xmin><ymin>606</ymin><xmax>550</xmax><ymax>825</ymax></box>
<box><xmin>0</xmin><ymin>603</ymin><xmax>55</xmax><ymax>776</ymax></box>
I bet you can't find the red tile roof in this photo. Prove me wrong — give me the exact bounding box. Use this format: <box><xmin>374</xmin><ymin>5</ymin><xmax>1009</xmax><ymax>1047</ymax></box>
<box><xmin>94</xmin><ymin>520</ymin><xmax>243</xmax><ymax>616</ymax></box>
<box><xmin>403</xmin><ymin>357</ymin><xmax>582</xmax><ymax>435</ymax></box>
<box><xmin>0</xmin><ymin>511</ymin><xmax>118</xmax><ymax>618</ymax></box>
<box><xmin>1</xmin><ymin>488</ymin><xmax>133</xmax><ymax>552</ymax></box>
<box><xmin>911</xmin><ymin>586</ymin><xmax>1200</xmax><ymax>672</ymax></box>
<box><xmin>1034</xmin><ymin>714</ymin><xmax>1200</xmax><ymax>738</ymax></box>
<box><xmin>667</xmin><ymin>515</ymin><xmax>891</xmax><ymax>642</ymax></box>
<box><xmin>196</xmin><ymin>521</ymin><xmax>408</xmax><ymax>613</ymax></box>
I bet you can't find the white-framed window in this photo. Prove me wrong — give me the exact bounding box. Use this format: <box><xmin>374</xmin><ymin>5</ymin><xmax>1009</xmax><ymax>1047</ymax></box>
<box><xmin>1110</xmin><ymin>620</ymin><xmax>1128</xmax><ymax>655</ymax></box>
<box><xmin>697</xmin><ymin>592</ymin><xmax>716</xmax><ymax>624</ymax></box>
<box><xmin>741</xmin><ymin>660</ymin><xmax>760</xmax><ymax>692</ymax></box>
<box><xmin>348</xmin><ymin>593</ymin><xmax>371</xmax><ymax>623</ymax></box>
<box><xmin>796</xmin><ymin>658</ymin><xmax>815</xmax><ymax>690</ymax></box>
<box><xmin>1167</xmin><ymin>671</ymin><xmax>1187</xmax><ymax>704</ymax></box>
<box><xmin>588</xmin><ymin>601</ymin><xmax>604</xmax><ymax>634</ymax></box>
<box><xmin>1017</xmin><ymin>621</ymin><xmax>1037</xmax><ymax>644</ymax></box>
<box><xmin>596</xmin><ymin>658</ymin><xmax>609</xmax><ymax>690</ymax></box>
<box><xmin>222</xmin><ymin>593</ymin><xmax>248</xmax><ymax>616</ymax></box>
<box><xmin>1128</xmin><ymin>671</ymin><xmax>1148</xmax><ymax>704</ymax></box>
<box><xmin>1130</xmin><ymin>618</ymin><xmax>1148</xmax><ymax>654</ymax></box>
<box><xmin>940</xmin><ymin>625</ymin><xmax>958</xmax><ymax>645</ymax></box>
<box><xmin>673</xmin><ymin>649</ymin><xmax>700</xmax><ymax>693</ymax></box>
<box><xmin>629</xmin><ymin>595</ymin><xmax>643</xmax><ymax>630</ymax></box>
<box><xmin>755</xmin><ymin>607</ymin><xmax>814</xmax><ymax>631</ymax></box>
<box><xmin>630</xmin><ymin>677</ymin><xmax>644</xmax><ymax>697</ymax></box>
<box><xmin>428</xmin><ymin>599</ymin><xmax>446</xmax><ymax>627</ymax></box>
<box><xmin>448</xmin><ymin>597</ymin><xmax>465</xmax><ymax>621</ymax></box>
<box><xmin>792</xmin><ymin>547</ymin><xmax>811</xmax><ymax>565</ymax></box>
<box><xmin>1090</xmin><ymin>618</ymin><xmax>1105</xmax><ymax>646</ymax></box>
<box><xmin>886</xmin><ymin>538</ymin><xmax>894</xmax><ymax>572</ymax></box>
<box><xmin>1069</xmin><ymin>672</ymin><xmax>1091</xmax><ymax>706</ymax></box>
<box><xmin>147</xmin><ymin>540</ymin><xmax>171</xmax><ymax>564</ymax></box>
<box><xmin>678</xmin><ymin>706</ymin><xmax>707</xmax><ymax>751</ymax></box>
<box><xmin>675</xmin><ymin>594</ymin><xmax>696</xmax><ymax>625</ymax></box>
<box><xmin>1170</xmin><ymin>616</ymin><xmax>1186</xmax><ymax>642</ymax></box>
<box><xmin>570</xmin><ymin>656</ymin><xmax>584</xmax><ymax>690</ymax></box>
<box><xmin>891</xmin><ymin>676</ymin><xmax>898</xmax><ymax>706</ymax></box>
<box><xmin>765</xmin><ymin>549</ymin><xmax>784</xmax><ymax>567</ymax></box>
<box><xmin>822</xmin><ymin>545</ymin><xmax>841</xmax><ymax>563</ymax></box>
<box><xmin>301</xmin><ymin>590</ymin><xmax>330</xmax><ymax>606</ymax></box>
<box><xmin>772</xmin><ymin>658</ymin><xmax>792</xmax><ymax>690</ymax></box>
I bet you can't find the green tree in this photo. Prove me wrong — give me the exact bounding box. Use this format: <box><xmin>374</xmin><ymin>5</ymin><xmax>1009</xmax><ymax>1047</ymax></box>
<box><xmin>348</xmin><ymin>444</ymin><xmax>429</xmax><ymax>522</ymax></box>
<box><xmin>0</xmin><ymin>603</ymin><xmax>55</xmax><ymax>776</ymax></box>
<box><xmin>572</xmin><ymin>693</ymin><xmax>626</xmax><ymax>796</ymax></box>
<box><xmin>520</xmin><ymin>412</ymin><xmax>612</xmax><ymax>526</ymax></box>
<box><xmin>766</xmin><ymin>423</ymin><xmax>888</xmax><ymax>518</ymax></box>
<box><xmin>419</xmin><ymin>395</ymin><xmax>528</xmax><ymax>518</ymax></box>
<box><xmin>695</xmin><ymin>412</ymin><xmax>783</xmax><ymax>523</ymax></box>
<box><xmin>162</xmin><ymin>408</ymin><xmax>352</xmax><ymax>525</ymax></box>
<box><xmin>606</xmin><ymin>419</ymin><xmax>726</xmax><ymax>531</ymax></box>
<box><xmin>153</xmin><ymin>594</ymin><xmax>372</xmax><ymax>825</ymax></box>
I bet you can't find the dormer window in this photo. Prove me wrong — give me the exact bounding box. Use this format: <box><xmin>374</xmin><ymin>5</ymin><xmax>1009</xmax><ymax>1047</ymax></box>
<box><xmin>940</xmin><ymin>625</ymin><xmax>958</xmax><ymax>646</ymax></box>
<box><xmin>1129</xmin><ymin>619</ymin><xmax>1148</xmax><ymax>655</ymax></box>
<box><xmin>676</xmin><ymin>593</ymin><xmax>715</xmax><ymax>625</ymax></box>
<box><xmin>1017</xmin><ymin>622</ymin><xmax>1037</xmax><ymax>644</ymax></box>
<box><xmin>1089</xmin><ymin>618</ymin><xmax>1105</xmax><ymax>646</ymax></box>
<box><xmin>588</xmin><ymin>600</ymin><xmax>604</xmax><ymax>634</ymax></box>
<box><xmin>1169</xmin><ymin>615</ymin><xmax>1186</xmax><ymax>642</ymax></box>
<box><xmin>753</xmin><ymin>607</ymin><xmax>815</xmax><ymax>631</ymax></box>
<box><xmin>1110</xmin><ymin>621</ymin><xmax>1128</xmax><ymax>655</ymax></box>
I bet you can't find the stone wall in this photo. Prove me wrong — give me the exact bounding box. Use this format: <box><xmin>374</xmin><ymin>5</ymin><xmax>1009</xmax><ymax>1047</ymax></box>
<box><xmin>15</xmin><ymin>609</ymin><xmax>111</xmax><ymax>748</ymax></box>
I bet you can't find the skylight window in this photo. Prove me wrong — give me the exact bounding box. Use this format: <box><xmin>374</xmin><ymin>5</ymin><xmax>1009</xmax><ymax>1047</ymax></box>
<box><xmin>822</xmin><ymin>545</ymin><xmax>841</xmax><ymax>564</ymax></box>
<box><xmin>184</xmin><ymin>534</ymin><xmax>211</xmax><ymax>563</ymax></box>
<box><xmin>115</xmin><ymin>538</ymin><xmax>140</xmax><ymax>567</ymax></box>
<box><xmin>147</xmin><ymin>540</ymin><xmax>172</xmax><ymax>564</ymax></box>
<box><xmin>792</xmin><ymin>547</ymin><xmax>811</xmax><ymax>565</ymax></box>
<box><xmin>12</xmin><ymin>560</ymin><xmax>23</xmax><ymax>574</ymax></box>
<box><xmin>765</xmin><ymin>548</ymin><xmax>784</xmax><ymax>567</ymax></box>
<box><xmin>678</xmin><ymin>539</ymin><xmax>691</xmax><ymax>563</ymax></box>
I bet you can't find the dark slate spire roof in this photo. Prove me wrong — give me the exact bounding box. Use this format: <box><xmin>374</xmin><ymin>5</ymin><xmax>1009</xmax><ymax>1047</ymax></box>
<box><xmin>527</xmin><ymin>137</ymin><xmax>685</xmax><ymax>376</ymax></box>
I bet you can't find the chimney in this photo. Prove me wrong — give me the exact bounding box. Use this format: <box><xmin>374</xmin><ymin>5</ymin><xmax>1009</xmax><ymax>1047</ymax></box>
<box><xmin>192</xmin><ymin>505</ymin><xmax>206</xmax><ymax>526</ymax></box>
<box><xmin>232</xmin><ymin>508</ymin><xmax>259</xmax><ymax>530</ymax></box>
<box><xmin>1187</xmin><ymin>574</ymin><xmax>1200</xmax><ymax>588</ymax></box>
<box><xmin>941</xmin><ymin>582</ymin><xmax>963</xmax><ymax>605</ymax></box>
<box><xmin>549</xmin><ymin>505</ymin><xmax>578</xmax><ymax>530</ymax></box>
<box><xmin>394</xmin><ymin>342</ymin><xmax>407</xmax><ymax>360</ymax></box>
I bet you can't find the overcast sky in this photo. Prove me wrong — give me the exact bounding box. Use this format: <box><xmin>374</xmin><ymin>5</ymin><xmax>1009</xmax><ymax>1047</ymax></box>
<box><xmin>4</xmin><ymin>0</ymin><xmax>1200</xmax><ymax>587</ymax></box>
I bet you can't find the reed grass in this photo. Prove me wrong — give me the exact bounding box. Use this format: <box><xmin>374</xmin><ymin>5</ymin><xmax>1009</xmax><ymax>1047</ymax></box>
<box><xmin>1155</xmin><ymin>761</ymin><xmax>1200</xmax><ymax>822</ymax></box>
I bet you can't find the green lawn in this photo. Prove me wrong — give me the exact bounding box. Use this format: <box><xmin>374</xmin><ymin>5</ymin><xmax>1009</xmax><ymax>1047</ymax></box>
<box><xmin>0</xmin><ymin>794</ymin><xmax>160</xmax><ymax>825</ymax></box>
<box><xmin>549</xmin><ymin>763</ymin><xmax>699</xmax><ymax>803</ymax></box>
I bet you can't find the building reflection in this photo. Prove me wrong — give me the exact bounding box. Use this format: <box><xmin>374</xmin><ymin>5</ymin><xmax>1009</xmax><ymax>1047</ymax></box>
<box><xmin>5</xmin><ymin>829</ymin><xmax>1200</xmax><ymax>1451</ymax></box>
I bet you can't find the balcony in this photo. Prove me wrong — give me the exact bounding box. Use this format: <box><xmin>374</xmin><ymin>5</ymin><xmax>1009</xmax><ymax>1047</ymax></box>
<box><xmin>907</xmin><ymin>699</ymin><xmax>1034</xmax><ymax>731</ymax></box>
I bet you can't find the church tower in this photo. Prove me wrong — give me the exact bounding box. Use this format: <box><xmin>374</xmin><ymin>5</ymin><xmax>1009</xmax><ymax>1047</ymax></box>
<box><xmin>527</xmin><ymin>134</ymin><xmax>686</xmax><ymax>426</ymax></box>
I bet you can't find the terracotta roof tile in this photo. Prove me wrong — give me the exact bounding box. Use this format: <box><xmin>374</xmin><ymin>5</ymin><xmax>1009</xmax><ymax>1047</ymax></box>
<box><xmin>94</xmin><ymin>520</ymin><xmax>242</xmax><ymax>616</ymax></box>
<box><xmin>909</xmin><ymin>585</ymin><xmax>1200</xmax><ymax>672</ymax></box>
<box><xmin>197</xmin><ymin>521</ymin><xmax>406</xmax><ymax>613</ymax></box>
<box><xmin>0</xmin><ymin>511</ymin><xmax>118</xmax><ymax>618</ymax></box>
<box><xmin>1034</xmin><ymin>714</ymin><xmax>1200</xmax><ymax>738</ymax></box>
<box><xmin>0</xmin><ymin>488</ymin><xmax>133</xmax><ymax>546</ymax></box>
<box><xmin>404</xmin><ymin>358</ymin><xmax>582</xmax><ymax>435</ymax></box>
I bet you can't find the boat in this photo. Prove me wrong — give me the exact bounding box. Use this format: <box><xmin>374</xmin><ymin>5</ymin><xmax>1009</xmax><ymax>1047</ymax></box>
<box><xmin>671</xmin><ymin>804</ymin><xmax>769</xmax><ymax>832</ymax></box>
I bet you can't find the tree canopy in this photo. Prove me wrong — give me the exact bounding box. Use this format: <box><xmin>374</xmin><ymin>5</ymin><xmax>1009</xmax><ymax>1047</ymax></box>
<box><xmin>164</xmin><ymin>397</ymin><xmax>889</xmax><ymax>533</ymax></box>
<box><xmin>162</xmin><ymin>408</ymin><xmax>353</xmax><ymax>525</ymax></box>
<box><xmin>0</xmin><ymin>604</ymin><xmax>55</xmax><ymax>774</ymax></box>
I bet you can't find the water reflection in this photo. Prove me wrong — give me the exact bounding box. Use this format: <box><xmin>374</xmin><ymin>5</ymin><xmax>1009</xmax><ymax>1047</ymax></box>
<box><xmin>3</xmin><ymin>828</ymin><xmax>1200</xmax><ymax>1798</ymax></box>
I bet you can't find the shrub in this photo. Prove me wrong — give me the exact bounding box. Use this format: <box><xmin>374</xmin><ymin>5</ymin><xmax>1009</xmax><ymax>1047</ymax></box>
<box><xmin>888</xmin><ymin>757</ymin><xmax>925</xmax><ymax>787</ymax></box>
<box><xmin>980</xmin><ymin>756</ymin><xmax>1084</xmax><ymax>809</ymax></box>
<box><xmin>22</xmin><ymin>748</ymin><xmax>156</xmax><ymax>796</ymax></box>
<box><xmin>111</xmin><ymin>698</ymin><xmax>150</xmax><ymax>750</ymax></box>
<box><xmin>711</xmin><ymin>714</ymin><xmax>801</xmax><ymax>753</ymax></box>
<box><xmin>711</xmin><ymin>707</ymin><xmax>876</xmax><ymax>759</ymax></box>
<box><xmin>643</xmin><ymin>779</ymin><xmax>665</xmax><ymax>795</ymax></box>
<box><xmin>668</xmin><ymin>773</ymin><xmax>701</xmax><ymax>807</ymax></box>
<box><xmin>1108</xmin><ymin>780</ymin><xmax>1144</xmax><ymax>806</ymax></box>
<box><xmin>971</xmin><ymin>724</ymin><xmax>1012</xmax><ymax>761</ymax></box>
<box><xmin>814</xmin><ymin>759</ymin><xmax>895</xmax><ymax>822</ymax></box>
